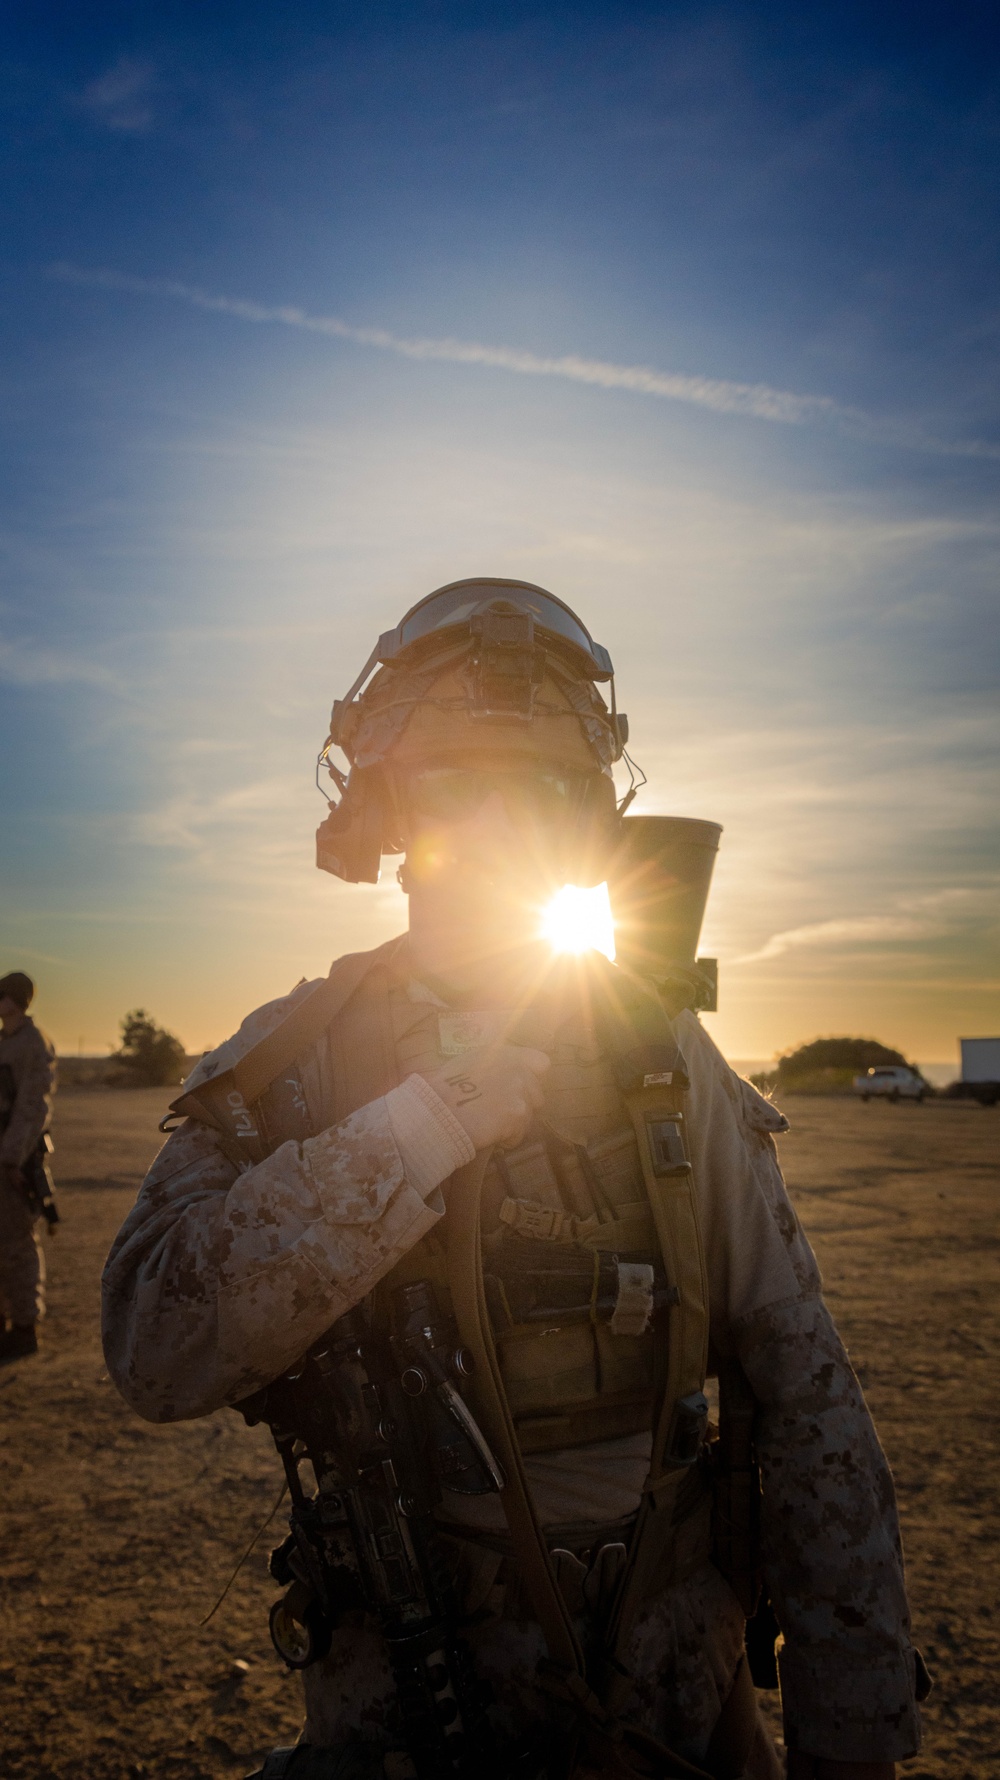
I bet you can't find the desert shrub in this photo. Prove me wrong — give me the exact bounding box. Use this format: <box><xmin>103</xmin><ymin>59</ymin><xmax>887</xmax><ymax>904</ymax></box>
<box><xmin>779</xmin><ymin>1065</ymin><xmax>857</xmax><ymax>1094</ymax></box>
<box><xmin>114</xmin><ymin>1009</ymin><xmax>187</xmax><ymax>1088</ymax></box>
<box><xmin>770</xmin><ymin>1037</ymin><xmax>918</xmax><ymax>1095</ymax></box>
<box><xmin>782</xmin><ymin>1038</ymin><xmax>907</xmax><ymax>1075</ymax></box>
<box><xmin>56</xmin><ymin>1056</ymin><xmax>120</xmax><ymax>1089</ymax></box>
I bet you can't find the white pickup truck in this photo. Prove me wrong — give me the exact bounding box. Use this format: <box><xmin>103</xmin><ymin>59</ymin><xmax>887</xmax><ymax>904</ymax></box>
<box><xmin>853</xmin><ymin>1065</ymin><xmax>927</xmax><ymax>1103</ymax></box>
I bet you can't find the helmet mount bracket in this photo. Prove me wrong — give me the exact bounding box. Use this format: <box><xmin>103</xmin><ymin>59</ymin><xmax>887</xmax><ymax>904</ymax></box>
<box><xmin>467</xmin><ymin>601</ymin><xmax>545</xmax><ymax>722</ymax></box>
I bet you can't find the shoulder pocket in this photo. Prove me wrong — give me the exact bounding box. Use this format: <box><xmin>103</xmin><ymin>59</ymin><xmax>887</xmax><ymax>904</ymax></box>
<box><xmin>735</xmin><ymin>1075</ymin><xmax>789</xmax><ymax>1135</ymax></box>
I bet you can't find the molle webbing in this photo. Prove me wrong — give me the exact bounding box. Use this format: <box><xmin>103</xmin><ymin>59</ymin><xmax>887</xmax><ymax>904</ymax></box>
<box><xmin>497</xmin><ymin>1194</ymin><xmax>655</xmax><ymax>1255</ymax></box>
<box><xmin>477</xmin><ymin>1111</ymin><xmax>663</xmax><ymax>1453</ymax></box>
<box><xmin>447</xmin><ymin>1150</ymin><xmax>586</xmax><ymax>1679</ymax></box>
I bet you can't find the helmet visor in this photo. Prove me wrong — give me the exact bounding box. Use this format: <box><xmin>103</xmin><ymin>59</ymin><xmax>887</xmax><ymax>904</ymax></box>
<box><xmin>382</xmin><ymin>579</ymin><xmax>613</xmax><ymax>680</ymax></box>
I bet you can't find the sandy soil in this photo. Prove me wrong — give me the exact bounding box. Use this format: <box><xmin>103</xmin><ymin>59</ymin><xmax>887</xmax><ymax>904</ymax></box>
<box><xmin>0</xmin><ymin>1087</ymin><xmax>996</xmax><ymax>1778</ymax></box>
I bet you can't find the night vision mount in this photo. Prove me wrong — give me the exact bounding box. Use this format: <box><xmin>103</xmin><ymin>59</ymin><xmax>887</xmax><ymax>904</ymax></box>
<box><xmin>327</xmin><ymin>578</ymin><xmax>623</xmax><ymax>749</ymax></box>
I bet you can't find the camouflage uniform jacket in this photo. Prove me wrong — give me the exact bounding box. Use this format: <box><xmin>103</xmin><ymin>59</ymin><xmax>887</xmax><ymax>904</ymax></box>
<box><xmin>0</xmin><ymin>1016</ymin><xmax>56</xmax><ymax>1168</ymax></box>
<box><xmin>101</xmin><ymin>951</ymin><xmax>922</xmax><ymax>1767</ymax></box>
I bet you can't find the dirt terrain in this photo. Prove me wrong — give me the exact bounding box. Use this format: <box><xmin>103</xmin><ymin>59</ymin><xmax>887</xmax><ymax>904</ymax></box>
<box><xmin>0</xmin><ymin>1087</ymin><xmax>997</xmax><ymax>1779</ymax></box>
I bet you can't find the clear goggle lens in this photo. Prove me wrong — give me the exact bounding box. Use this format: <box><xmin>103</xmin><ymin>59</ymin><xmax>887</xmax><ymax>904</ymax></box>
<box><xmin>384</xmin><ymin>580</ymin><xmax>613</xmax><ymax>680</ymax></box>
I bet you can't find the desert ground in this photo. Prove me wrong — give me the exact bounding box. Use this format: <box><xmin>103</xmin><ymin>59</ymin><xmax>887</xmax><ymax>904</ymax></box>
<box><xmin>0</xmin><ymin>1086</ymin><xmax>997</xmax><ymax>1779</ymax></box>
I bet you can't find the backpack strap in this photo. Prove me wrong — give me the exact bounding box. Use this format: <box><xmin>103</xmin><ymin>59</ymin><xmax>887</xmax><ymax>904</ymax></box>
<box><xmin>599</xmin><ymin>1066</ymin><xmax>710</xmax><ymax>1713</ymax></box>
<box><xmin>596</xmin><ymin>1031</ymin><xmax>754</xmax><ymax>1777</ymax></box>
<box><xmin>446</xmin><ymin>1150</ymin><xmax>587</xmax><ymax>1680</ymax></box>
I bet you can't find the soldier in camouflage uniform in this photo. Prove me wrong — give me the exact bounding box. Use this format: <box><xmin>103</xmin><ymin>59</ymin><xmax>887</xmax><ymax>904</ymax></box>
<box><xmin>103</xmin><ymin>582</ymin><xmax>924</xmax><ymax>1780</ymax></box>
<box><xmin>0</xmin><ymin>970</ymin><xmax>57</xmax><ymax>1362</ymax></box>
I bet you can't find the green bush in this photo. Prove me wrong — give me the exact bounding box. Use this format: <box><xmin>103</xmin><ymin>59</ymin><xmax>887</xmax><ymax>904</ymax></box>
<box><xmin>777</xmin><ymin>1066</ymin><xmax>858</xmax><ymax>1095</ymax></box>
<box><xmin>753</xmin><ymin>1038</ymin><xmax>919</xmax><ymax>1097</ymax></box>
<box><xmin>115</xmin><ymin>1009</ymin><xmax>187</xmax><ymax>1088</ymax></box>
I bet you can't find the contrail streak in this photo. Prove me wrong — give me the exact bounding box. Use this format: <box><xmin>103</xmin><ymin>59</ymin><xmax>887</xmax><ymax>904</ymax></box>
<box><xmin>50</xmin><ymin>262</ymin><xmax>1000</xmax><ymax>457</ymax></box>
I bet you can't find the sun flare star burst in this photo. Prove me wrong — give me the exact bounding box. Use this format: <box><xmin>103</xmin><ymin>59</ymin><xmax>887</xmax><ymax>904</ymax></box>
<box><xmin>540</xmin><ymin>884</ymin><xmax>616</xmax><ymax>960</ymax></box>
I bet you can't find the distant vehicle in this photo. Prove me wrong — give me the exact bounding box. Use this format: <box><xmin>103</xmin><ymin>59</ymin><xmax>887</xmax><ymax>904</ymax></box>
<box><xmin>853</xmin><ymin>1065</ymin><xmax>927</xmax><ymax>1103</ymax></box>
<box><xmin>957</xmin><ymin>1038</ymin><xmax>1000</xmax><ymax>1107</ymax></box>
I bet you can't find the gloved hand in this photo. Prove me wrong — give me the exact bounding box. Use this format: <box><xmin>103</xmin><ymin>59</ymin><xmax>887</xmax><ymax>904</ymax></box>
<box><xmin>0</xmin><ymin>1161</ymin><xmax>25</xmax><ymax>1193</ymax></box>
<box><xmin>422</xmin><ymin>1043</ymin><xmax>550</xmax><ymax>1151</ymax></box>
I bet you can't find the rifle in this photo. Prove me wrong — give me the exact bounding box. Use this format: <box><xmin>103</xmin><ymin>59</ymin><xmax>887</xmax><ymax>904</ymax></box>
<box><xmin>238</xmin><ymin>1279</ymin><xmax>532</xmax><ymax>1780</ymax></box>
<box><xmin>0</xmin><ymin>1064</ymin><xmax>59</xmax><ymax>1229</ymax></box>
<box><xmin>710</xmin><ymin>1360</ymin><xmax>778</xmax><ymax>1690</ymax></box>
<box><xmin>21</xmin><ymin>1138</ymin><xmax>60</xmax><ymax>1230</ymax></box>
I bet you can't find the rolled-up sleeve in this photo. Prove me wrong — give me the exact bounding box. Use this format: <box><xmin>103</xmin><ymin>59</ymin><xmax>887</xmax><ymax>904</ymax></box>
<box><xmin>101</xmin><ymin>1076</ymin><xmax>473</xmax><ymax>1423</ymax></box>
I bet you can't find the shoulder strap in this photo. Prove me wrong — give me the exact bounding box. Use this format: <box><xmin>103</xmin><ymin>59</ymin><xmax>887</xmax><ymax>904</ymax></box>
<box><xmin>446</xmin><ymin>1151</ymin><xmax>587</xmax><ymax>1681</ymax></box>
<box><xmin>233</xmin><ymin>935</ymin><xmax>406</xmax><ymax>1106</ymax></box>
<box><xmin>597</xmin><ymin>1073</ymin><xmax>754</xmax><ymax>1778</ymax></box>
<box><xmin>627</xmin><ymin>1079</ymin><xmax>710</xmax><ymax>1491</ymax></box>
<box><xmin>167</xmin><ymin>935</ymin><xmax>406</xmax><ymax>1161</ymax></box>
<box><xmin>597</xmin><ymin>1040</ymin><xmax>711</xmax><ymax>1721</ymax></box>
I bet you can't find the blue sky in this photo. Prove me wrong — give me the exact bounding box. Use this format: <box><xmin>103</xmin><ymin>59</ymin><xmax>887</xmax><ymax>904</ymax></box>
<box><xmin>1</xmin><ymin>2</ymin><xmax>998</xmax><ymax>1062</ymax></box>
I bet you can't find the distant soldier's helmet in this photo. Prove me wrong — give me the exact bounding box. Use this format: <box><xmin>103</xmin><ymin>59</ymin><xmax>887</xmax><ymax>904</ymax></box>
<box><xmin>316</xmin><ymin>577</ymin><xmax>629</xmax><ymax>884</ymax></box>
<box><xmin>0</xmin><ymin>971</ymin><xmax>34</xmax><ymax>1010</ymax></box>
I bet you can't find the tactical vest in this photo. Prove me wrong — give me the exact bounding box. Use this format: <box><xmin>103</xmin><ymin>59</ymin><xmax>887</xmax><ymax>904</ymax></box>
<box><xmin>173</xmin><ymin>942</ymin><xmax>769</xmax><ymax>1776</ymax></box>
<box><xmin>175</xmin><ymin>940</ymin><xmax>708</xmax><ymax>1478</ymax></box>
<box><xmin>174</xmin><ymin>943</ymin><xmax>771</xmax><ymax>1776</ymax></box>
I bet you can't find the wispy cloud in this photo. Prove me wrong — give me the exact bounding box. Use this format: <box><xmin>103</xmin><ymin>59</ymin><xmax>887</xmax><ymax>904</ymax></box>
<box><xmin>50</xmin><ymin>263</ymin><xmax>1000</xmax><ymax>459</ymax></box>
<box><xmin>0</xmin><ymin>634</ymin><xmax>121</xmax><ymax>691</ymax></box>
<box><xmin>78</xmin><ymin>59</ymin><xmax>156</xmax><ymax>134</ymax></box>
<box><xmin>0</xmin><ymin>944</ymin><xmax>69</xmax><ymax>968</ymax></box>
<box><xmin>131</xmin><ymin>775</ymin><xmax>303</xmax><ymax>851</ymax></box>
<box><xmin>734</xmin><ymin>889</ymin><xmax>996</xmax><ymax>965</ymax></box>
<box><xmin>735</xmin><ymin>912</ymin><xmax>936</xmax><ymax>964</ymax></box>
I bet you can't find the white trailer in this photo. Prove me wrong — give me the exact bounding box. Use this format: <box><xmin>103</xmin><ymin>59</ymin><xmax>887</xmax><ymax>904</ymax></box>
<box><xmin>959</xmin><ymin>1038</ymin><xmax>1000</xmax><ymax>1105</ymax></box>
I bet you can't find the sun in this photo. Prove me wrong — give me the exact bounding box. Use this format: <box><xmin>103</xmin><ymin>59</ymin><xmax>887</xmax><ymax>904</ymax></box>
<box><xmin>540</xmin><ymin>883</ymin><xmax>616</xmax><ymax>959</ymax></box>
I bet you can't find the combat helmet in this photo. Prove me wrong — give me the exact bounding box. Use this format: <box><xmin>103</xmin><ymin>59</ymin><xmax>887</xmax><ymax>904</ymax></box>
<box><xmin>315</xmin><ymin>578</ymin><xmax>630</xmax><ymax>884</ymax></box>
